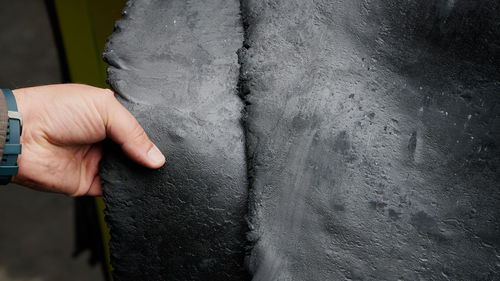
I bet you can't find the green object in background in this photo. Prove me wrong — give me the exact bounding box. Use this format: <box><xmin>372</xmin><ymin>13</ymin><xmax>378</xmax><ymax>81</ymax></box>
<box><xmin>54</xmin><ymin>0</ymin><xmax>126</xmax><ymax>87</ymax></box>
<box><xmin>52</xmin><ymin>0</ymin><xmax>128</xmax><ymax>280</ymax></box>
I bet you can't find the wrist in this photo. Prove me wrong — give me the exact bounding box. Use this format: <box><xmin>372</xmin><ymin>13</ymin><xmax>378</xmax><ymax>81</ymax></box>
<box><xmin>10</xmin><ymin>89</ymin><xmax>28</xmax><ymax>186</ymax></box>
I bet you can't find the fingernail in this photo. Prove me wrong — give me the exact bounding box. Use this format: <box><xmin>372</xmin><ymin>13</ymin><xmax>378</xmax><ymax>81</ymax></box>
<box><xmin>147</xmin><ymin>145</ymin><xmax>166</xmax><ymax>166</ymax></box>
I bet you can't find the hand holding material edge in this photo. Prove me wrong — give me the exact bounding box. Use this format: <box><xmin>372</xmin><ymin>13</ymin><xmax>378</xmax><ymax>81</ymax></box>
<box><xmin>11</xmin><ymin>83</ymin><xmax>165</xmax><ymax>196</ymax></box>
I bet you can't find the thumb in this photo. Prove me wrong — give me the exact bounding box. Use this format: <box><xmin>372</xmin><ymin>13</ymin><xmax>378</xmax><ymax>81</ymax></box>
<box><xmin>103</xmin><ymin>91</ymin><xmax>165</xmax><ymax>168</ymax></box>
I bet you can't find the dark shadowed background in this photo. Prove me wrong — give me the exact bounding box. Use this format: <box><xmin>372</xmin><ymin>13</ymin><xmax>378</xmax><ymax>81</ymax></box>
<box><xmin>0</xmin><ymin>0</ymin><xmax>104</xmax><ymax>280</ymax></box>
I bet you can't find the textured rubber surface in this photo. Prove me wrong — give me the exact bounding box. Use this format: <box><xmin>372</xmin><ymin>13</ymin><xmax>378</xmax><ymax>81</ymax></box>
<box><xmin>239</xmin><ymin>0</ymin><xmax>500</xmax><ymax>280</ymax></box>
<box><xmin>100</xmin><ymin>0</ymin><xmax>249</xmax><ymax>280</ymax></box>
<box><xmin>102</xmin><ymin>0</ymin><xmax>500</xmax><ymax>280</ymax></box>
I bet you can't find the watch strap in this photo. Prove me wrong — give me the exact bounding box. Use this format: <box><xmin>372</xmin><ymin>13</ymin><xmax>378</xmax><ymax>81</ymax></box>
<box><xmin>0</xmin><ymin>89</ymin><xmax>22</xmax><ymax>184</ymax></box>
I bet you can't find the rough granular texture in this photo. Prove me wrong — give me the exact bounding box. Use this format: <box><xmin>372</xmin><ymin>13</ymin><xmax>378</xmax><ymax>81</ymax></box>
<box><xmin>101</xmin><ymin>0</ymin><xmax>500</xmax><ymax>280</ymax></box>
<box><xmin>100</xmin><ymin>0</ymin><xmax>249</xmax><ymax>280</ymax></box>
<box><xmin>239</xmin><ymin>0</ymin><xmax>500</xmax><ymax>280</ymax></box>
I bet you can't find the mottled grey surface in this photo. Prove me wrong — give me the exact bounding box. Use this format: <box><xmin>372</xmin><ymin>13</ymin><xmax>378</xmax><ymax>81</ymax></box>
<box><xmin>101</xmin><ymin>0</ymin><xmax>248</xmax><ymax>280</ymax></box>
<box><xmin>102</xmin><ymin>0</ymin><xmax>500</xmax><ymax>280</ymax></box>
<box><xmin>240</xmin><ymin>0</ymin><xmax>500</xmax><ymax>280</ymax></box>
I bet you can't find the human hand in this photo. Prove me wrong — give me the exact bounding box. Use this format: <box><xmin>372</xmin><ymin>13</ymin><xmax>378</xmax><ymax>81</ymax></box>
<box><xmin>11</xmin><ymin>84</ymin><xmax>165</xmax><ymax>196</ymax></box>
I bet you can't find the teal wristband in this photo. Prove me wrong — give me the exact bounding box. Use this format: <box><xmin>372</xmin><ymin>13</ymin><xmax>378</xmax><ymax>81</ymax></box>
<box><xmin>0</xmin><ymin>89</ymin><xmax>22</xmax><ymax>185</ymax></box>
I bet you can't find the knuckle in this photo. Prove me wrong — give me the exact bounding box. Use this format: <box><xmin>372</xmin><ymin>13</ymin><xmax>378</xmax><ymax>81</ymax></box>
<box><xmin>104</xmin><ymin>89</ymin><xmax>115</xmax><ymax>96</ymax></box>
<box><xmin>130</xmin><ymin>124</ymin><xmax>147</xmax><ymax>141</ymax></box>
<box><xmin>102</xmin><ymin>89</ymin><xmax>115</xmax><ymax>100</ymax></box>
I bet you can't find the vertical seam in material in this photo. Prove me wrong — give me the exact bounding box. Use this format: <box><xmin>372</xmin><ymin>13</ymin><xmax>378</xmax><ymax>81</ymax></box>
<box><xmin>236</xmin><ymin>0</ymin><xmax>257</xmax><ymax>276</ymax></box>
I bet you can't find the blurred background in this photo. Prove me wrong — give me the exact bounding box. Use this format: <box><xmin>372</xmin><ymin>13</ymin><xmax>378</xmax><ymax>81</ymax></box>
<box><xmin>0</xmin><ymin>0</ymin><xmax>126</xmax><ymax>280</ymax></box>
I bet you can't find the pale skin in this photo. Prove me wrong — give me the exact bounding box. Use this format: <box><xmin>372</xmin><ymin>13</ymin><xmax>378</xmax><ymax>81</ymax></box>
<box><xmin>11</xmin><ymin>84</ymin><xmax>166</xmax><ymax>197</ymax></box>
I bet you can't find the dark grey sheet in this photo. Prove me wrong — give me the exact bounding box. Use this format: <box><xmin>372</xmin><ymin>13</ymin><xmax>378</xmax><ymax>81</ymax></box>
<box><xmin>240</xmin><ymin>0</ymin><xmax>500</xmax><ymax>280</ymax></box>
<box><xmin>101</xmin><ymin>0</ymin><xmax>500</xmax><ymax>280</ymax></box>
<box><xmin>100</xmin><ymin>0</ymin><xmax>249</xmax><ymax>280</ymax></box>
